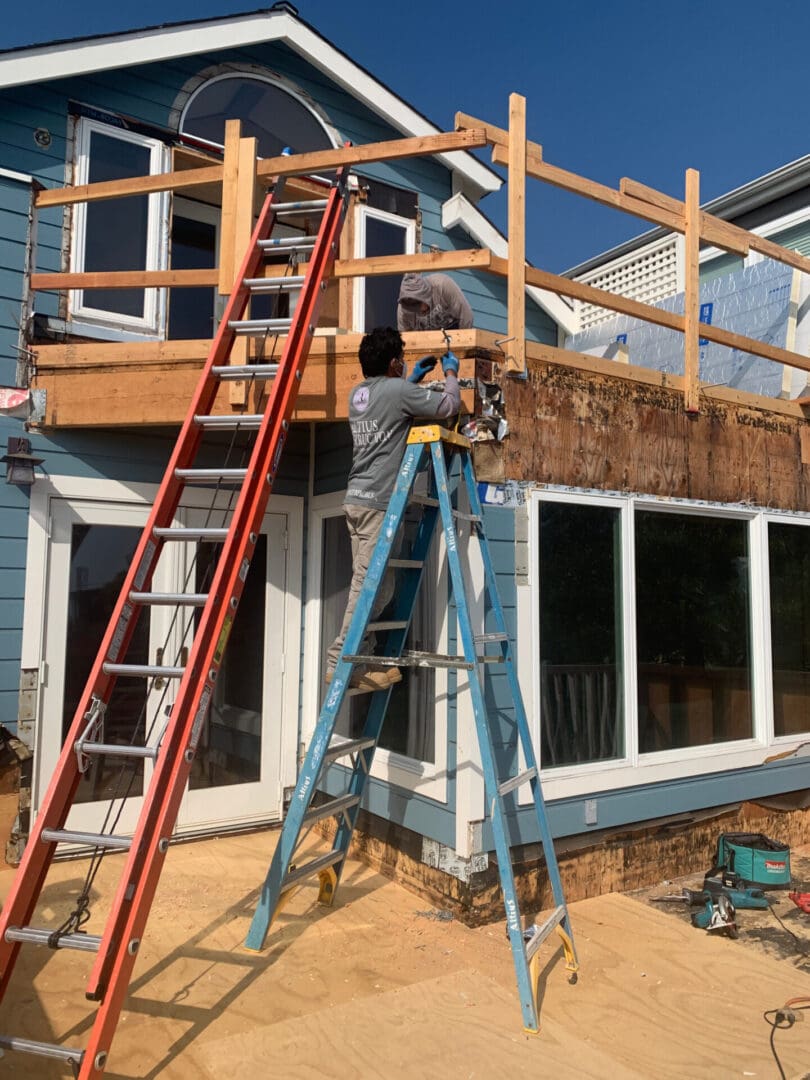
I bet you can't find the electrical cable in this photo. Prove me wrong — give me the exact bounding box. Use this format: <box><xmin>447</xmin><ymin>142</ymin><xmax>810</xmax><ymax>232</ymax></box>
<box><xmin>762</xmin><ymin>1002</ymin><xmax>810</xmax><ymax>1080</ymax></box>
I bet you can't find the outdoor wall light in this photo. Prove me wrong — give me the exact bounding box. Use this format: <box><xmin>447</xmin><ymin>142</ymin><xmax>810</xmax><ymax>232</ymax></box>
<box><xmin>2</xmin><ymin>437</ymin><xmax>43</xmax><ymax>486</ymax></box>
<box><xmin>33</xmin><ymin>127</ymin><xmax>51</xmax><ymax>148</ymax></box>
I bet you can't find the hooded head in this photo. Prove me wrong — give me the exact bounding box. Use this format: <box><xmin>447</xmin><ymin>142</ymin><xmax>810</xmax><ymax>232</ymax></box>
<box><xmin>398</xmin><ymin>273</ymin><xmax>432</xmax><ymax>310</ymax></box>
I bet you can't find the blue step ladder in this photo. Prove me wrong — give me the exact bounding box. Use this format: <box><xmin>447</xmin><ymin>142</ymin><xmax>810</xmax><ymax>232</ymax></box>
<box><xmin>246</xmin><ymin>423</ymin><xmax>578</xmax><ymax>1031</ymax></box>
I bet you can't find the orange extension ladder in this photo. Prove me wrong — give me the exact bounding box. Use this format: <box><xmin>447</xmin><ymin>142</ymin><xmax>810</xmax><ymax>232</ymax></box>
<box><xmin>0</xmin><ymin>166</ymin><xmax>350</xmax><ymax>1076</ymax></box>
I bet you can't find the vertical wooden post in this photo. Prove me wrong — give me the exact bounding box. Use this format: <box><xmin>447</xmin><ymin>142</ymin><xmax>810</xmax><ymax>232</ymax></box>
<box><xmin>683</xmin><ymin>167</ymin><xmax>700</xmax><ymax>413</ymax></box>
<box><xmin>226</xmin><ymin>130</ymin><xmax>258</xmax><ymax>406</ymax></box>
<box><xmin>218</xmin><ymin>119</ymin><xmax>242</xmax><ymax>298</ymax></box>
<box><xmin>507</xmin><ymin>93</ymin><xmax>526</xmax><ymax>374</ymax></box>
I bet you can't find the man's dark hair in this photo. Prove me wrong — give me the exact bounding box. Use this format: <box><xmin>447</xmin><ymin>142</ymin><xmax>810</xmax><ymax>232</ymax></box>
<box><xmin>358</xmin><ymin>326</ymin><xmax>404</xmax><ymax>378</ymax></box>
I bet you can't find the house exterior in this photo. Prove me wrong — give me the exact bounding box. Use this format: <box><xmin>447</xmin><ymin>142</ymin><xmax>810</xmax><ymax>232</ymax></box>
<box><xmin>0</xmin><ymin>5</ymin><xmax>807</xmax><ymax>911</ymax></box>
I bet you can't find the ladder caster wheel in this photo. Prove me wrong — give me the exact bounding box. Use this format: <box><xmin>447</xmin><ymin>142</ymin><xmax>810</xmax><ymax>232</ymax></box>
<box><xmin>568</xmin><ymin>972</ymin><xmax>578</xmax><ymax>985</ymax></box>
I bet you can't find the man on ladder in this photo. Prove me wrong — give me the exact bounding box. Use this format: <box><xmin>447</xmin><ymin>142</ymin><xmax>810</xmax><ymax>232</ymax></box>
<box><xmin>325</xmin><ymin>325</ymin><xmax>461</xmax><ymax>691</ymax></box>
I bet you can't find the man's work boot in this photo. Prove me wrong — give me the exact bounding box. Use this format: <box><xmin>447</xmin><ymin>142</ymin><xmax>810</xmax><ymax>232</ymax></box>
<box><xmin>324</xmin><ymin>666</ymin><xmax>402</xmax><ymax>690</ymax></box>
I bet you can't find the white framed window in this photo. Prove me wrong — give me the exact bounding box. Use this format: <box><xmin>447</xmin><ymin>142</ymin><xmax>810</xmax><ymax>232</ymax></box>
<box><xmin>69</xmin><ymin>118</ymin><xmax>168</xmax><ymax>336</ymax></box>
<box><xmin>514</xmin><ymin>489</ymin><xmax>810</xmax><ymax>801</ymax></box>
<box><xmin>352</xmin><ymin>204</ymin><xmax>416</xmax><ymax>332</ymax></box>
<box><xmin>303</xmin><ymin>491</ymin><xmax>448</xmax><ymax>801</ymax></box>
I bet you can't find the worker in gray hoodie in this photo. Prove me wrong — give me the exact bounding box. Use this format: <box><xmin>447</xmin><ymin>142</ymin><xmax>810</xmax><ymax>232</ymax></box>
<box><xmin>397</xmin><ymin>272</ymin><xmax>473</xmax><ymax>332</ymax></box>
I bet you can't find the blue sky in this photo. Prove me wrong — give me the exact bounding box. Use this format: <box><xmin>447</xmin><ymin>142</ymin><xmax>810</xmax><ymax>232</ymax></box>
<box><xmin>4</xmin><ymin>0</ymin><xmax>810</xmax><ymax>272</ymax></box>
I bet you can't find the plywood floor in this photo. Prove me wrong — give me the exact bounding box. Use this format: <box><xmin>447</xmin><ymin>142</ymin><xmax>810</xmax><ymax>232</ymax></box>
<box><xmin>0</xmin><ymin>834</ymin><xmax>808</xmax><ymax>1079</ymax></box>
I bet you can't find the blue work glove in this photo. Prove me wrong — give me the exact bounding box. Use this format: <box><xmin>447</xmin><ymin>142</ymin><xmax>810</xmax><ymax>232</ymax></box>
<box><xmin>441</xmin><ymin>350</ymin><xmax>460</xmax><ymax>375</ymax></box>
<box><xmin>408</xmin><ymin>355</ymin><xmax>438</xmax><ymax>383</ymax></box>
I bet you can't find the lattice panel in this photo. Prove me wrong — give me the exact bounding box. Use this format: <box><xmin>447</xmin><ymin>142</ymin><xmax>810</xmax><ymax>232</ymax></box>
<box><xmin>577</xmin><ymin>238</ymin><xmax>679</xmax><ymax>330</ymax></box>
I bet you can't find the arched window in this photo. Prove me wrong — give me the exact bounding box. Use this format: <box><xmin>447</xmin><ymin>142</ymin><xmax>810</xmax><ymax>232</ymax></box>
<box><xmin>180</xmin><ymin>74</ymin><xmax>337</xmax><ymax>157</ymax></box>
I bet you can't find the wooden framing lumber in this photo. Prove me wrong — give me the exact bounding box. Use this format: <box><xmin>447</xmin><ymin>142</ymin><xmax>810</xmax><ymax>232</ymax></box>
<box><xmin>34</xmin><ymin>130</ymin><xmax>487</xmax><ymax>209</ymax></box>
<box><xmin>507</xmin><ymin>94</ymin><xmax>527</xmax><ymax>373</ymax></box>
<box><xmin>683</xmin><ymin>168</ymin><xmax>701</xmax><ymax>413</ymax></box>
<box><xmin>29</xmin><ymin>249</ymin><xmax>492</xmax><ymax>293</ymax></box>
<box><xmin>218</xmin><ymin>120</ymin><xmax>242</xmax><ymax>297</ymax></box>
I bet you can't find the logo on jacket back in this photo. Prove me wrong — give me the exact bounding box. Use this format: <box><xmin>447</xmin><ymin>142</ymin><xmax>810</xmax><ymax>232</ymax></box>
<box><xmin>352</xmin><ymin>386</ymin><xmax>370</xmax><ymax>412</ymax></box>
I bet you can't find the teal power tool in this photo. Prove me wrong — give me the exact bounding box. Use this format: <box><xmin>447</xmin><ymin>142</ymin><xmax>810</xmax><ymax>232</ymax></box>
<box><xmin>691</xmin><ymin>892</ymin><xmax>737</xmax><ymax>937</ymax></box>
<box><xmin>651</xmin><ymin>882</ymin><xmax>768</xmax><ymax>911</ymax></box>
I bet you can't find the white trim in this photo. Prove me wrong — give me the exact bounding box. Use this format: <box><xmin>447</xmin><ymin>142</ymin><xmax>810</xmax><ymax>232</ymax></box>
<box><xmin>303</xmin><ymin>489</ymin><xmax>448</xmax><ymax>802</ymax></box>
<box><xmin>0</xmin><ymin>11</ymin><xmax>498</xmax><ymax>197</ymax></box>
<box><xmin>352</xmin><ymin>203</ymin><xmax>416</xmax><ymax>332</ymax></box>
<box><xmin>516</xmin><ymin>487</ymin><xmax>810</xmax><ymax>802</ymax></box>
<box><xmin>442</xmin><ymin>192</ymin><xmax>578</xmax><ymax>335</ymax></box>
<box><xmin>701</xmin><ymin>204</ymin><xmax>810</xmax><ymax>267</ymax></box>
<box><xmin>0</xmin><ymin>166</ymin><xmax>34</xmax><ymax>185</ymax></box>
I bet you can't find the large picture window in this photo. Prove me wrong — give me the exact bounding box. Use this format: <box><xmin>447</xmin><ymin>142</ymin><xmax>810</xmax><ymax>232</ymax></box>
<box><xmin>526</xmin><ymin>491</ymin><xmax>809</xmax><ymax>795</ymax></box>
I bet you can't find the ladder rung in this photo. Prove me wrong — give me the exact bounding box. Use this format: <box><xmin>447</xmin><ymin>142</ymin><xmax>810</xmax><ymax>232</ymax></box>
<box><xmin>212</xmin><ymin>363</ymin><xmax>279</xmax><ymax>380</ymax></box>
<box><xmin>366</xmin><ymin>620</ymin><xmax>408</xmax><ymax>632</ymax></box>
<box><xmin>75</xmin><ymin>741</ymin><xmax>159</xmax><ymax>761</ymax></box>
<box><xmin>258</xmin><ymin>235</ymin><xmax>317</xmax><ymax>250</ymax></box>
<box><xmin>498</xmin><ymin>767</ymin><xmax>537</xmax><ymax>798</ymax></box>
<box><xmin>5</xmin><ymin>926</ymin><xmax>102</xmax><ymax>952</ymax></box>
<box><xmin>345</xmin><ymin>651</ymin><xmax>474</xmax><ymax>671</ymax></box>
<box><xmin>194</xmin><ymin>414</ymin><xmax>263</xmax><ymax>430</ymax></box>
<box><xmin>524</xmin><ymin>905</ymin><xmax>567</xmax><ymax>963</ymax></box>
<box><xmin>475</xmin><ymin>632</ymin><xmax>508</xmax><ymax>644</ymax></box>
<box><xmin>273</xmin><ymin>199</ymin><xmax>328</xmax><ymax>214</ymax></box>
<box><xmin>283</xmin><ymin>849</ymin><xmax>343</xmax><ymax>889</ymax></box>
<box><xmin>130</xmin><ymin>591</ymin><xmax>208</xmax><ymax>607</ymax></box>
<box><xmin>175</xmin><ymin>468</ymin><xmax>248</xmax><ymax>484</ymax></box>
<box><xmin>323</xmin><ymin>736</ymin><xmax>376</xmax><ymax>764</ymax></box>
<box><xmin>303</xmin><ymin>794</ymin><xmax>360</xmax><ymax>827</ymax></box>
<box><xmin>0</xmin><ymin>1035</ymin><xmax>84</xmax><ymax>1065</ymax></box>
<box><xmin>388</xmin><ymin>558</ymin><xmax>424</xmax><ymax>569</ymax></box>
<box><xmin>103</xmin><ymin>663</ymin><xmax>184</xmax><ymax>679</ymax></box>
<box><xmin>453</xmin><ymin>509</ymin><xmax>482</xmax><ymax>523</ymax></box>
<box><xmin>410</xmin><ymin>494</ymin><xmax>439</xmax><ymax>508</ymax></box>
<box><xmin>41</xmin><ymin>828</ymin><xmax>132</xmax><ymax>852</ymax></box>
<box><xmin>242</xmin><ymin>275</ymin><xmax>305</xmax><ymax>291</ymax></box>
<box><xmin>153</xmin><ymin>527</ymin><xmax>228</xmax><ymax>542</ymax></box>
<box><xmin>230</xmin><ymin>318</ymin><xmax>293</xmax><ymax>335</ymax></box>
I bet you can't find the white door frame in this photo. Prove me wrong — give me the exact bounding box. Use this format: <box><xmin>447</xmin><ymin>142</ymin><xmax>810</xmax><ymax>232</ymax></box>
<box><xmin>21</xmin><ymin>473</ymin><xmax>303</xmax><ymax>835</ymax></box>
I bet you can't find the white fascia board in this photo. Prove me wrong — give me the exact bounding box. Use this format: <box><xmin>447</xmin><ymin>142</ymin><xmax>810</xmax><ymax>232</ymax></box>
<box><xmin>0</xmin><ymin>166</ymin><xmax>34</xmax><ymax>184</ymax></box>
<box><xmin>0</xmin><ymin>11</ymin><xmax>499</xmax><ymax>199</ymax></box>
<box><xmin>442</xmin><ymin>192</ymin><xmax>578</xmax><ymax>335</ymax></box>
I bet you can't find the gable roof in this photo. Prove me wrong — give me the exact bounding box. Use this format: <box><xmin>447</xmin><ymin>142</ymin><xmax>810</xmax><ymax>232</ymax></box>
<box><xmin>0</xmin><ymin>3</ymin><xmax>500</xmax><ymax>199</ymax></box>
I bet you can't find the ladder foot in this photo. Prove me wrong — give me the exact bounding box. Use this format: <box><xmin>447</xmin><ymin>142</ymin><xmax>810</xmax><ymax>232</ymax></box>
<box><xmin>555</xmin><ymin>925</ymin><xmax>579</xmax><ymax>976</ymax></box>
<box><xmin>317</xmin><ymin>866</ymin><xmax>338</xmax><ymax>907</ymax></box>
<box><xmin>522</xmin><ymin>1025</ymin><xmax>540</xmax><ymax>1037</ymax></box>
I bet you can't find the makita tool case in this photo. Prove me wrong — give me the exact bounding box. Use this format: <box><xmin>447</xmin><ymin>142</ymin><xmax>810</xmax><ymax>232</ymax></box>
<box><xmin>709</xmin><ymin>832</ymin><xmax>792</xmax><ymax>889</ymax></box>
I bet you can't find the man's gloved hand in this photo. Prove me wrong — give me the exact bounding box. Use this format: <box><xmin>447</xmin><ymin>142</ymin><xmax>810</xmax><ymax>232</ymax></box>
<box><xmin>441</xmin><ymin>350</ymin><xmax>459</xmax><ymax>375</ymax></box>
<box><xmin>408</xmin><ymin>355</ymin><xmax>438</xmax><ymax>383</ymax></box>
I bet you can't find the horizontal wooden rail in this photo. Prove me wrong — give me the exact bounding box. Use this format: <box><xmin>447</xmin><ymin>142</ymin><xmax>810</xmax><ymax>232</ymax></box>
<box><xmin>30</xmin><ymin>248</ymin><xmax>492</xmax><ymax>292</ymax></box>
<box><xmin>35</xmin><ymin>129</ymin><xmax>487</xmax><ymax>208</ymax></box>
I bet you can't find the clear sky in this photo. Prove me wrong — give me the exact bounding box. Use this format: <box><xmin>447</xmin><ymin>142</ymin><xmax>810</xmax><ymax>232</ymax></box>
<box><xmin>4</xmin><ymin>0</ymin><xmax>810</xmax><ymax>273</ymax></box>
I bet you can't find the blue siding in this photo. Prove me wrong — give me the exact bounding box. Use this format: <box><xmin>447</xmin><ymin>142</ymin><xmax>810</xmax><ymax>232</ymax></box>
<box><xmin>0</xmin><ymin>175</ymin><xmax>31</xmax><ymax>383</ymax></box>
<box><xmin>314</xmin><ymin>422</ymin><xmax>352</xmax><ymax>496</ymax></box>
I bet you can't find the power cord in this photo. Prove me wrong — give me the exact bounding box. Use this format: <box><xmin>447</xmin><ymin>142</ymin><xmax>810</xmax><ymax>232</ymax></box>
<box><xmin>762</xmin><ymin>999</ymin><xmax>809</xmax><ymax>1080</ymax></box>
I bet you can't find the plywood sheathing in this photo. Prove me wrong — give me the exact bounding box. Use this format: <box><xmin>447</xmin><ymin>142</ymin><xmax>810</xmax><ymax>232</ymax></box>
<box><xmin>499</xmin><ymin>355</ymin><xmax>810</xmax><ymax>510</ymax></box>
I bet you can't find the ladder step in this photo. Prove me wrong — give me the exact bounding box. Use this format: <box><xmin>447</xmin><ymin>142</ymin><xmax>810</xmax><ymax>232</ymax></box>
<box><xmin>474</xmin><ymin>632</ymin><xmax>508</xmax><ymax>644</ymax></box>
<box><xmin>242</xmin><ymin>275</ymin><xmax>306</xmax><ymax>291</ymax></box>
<box><xmin>366</xmin><ymin>620</ymin><xmax>408</xmax><ymax>632</ymax></box>
<box><xmin>258</xmin><ymin>235</ymin><xmax>317</xmax><ymax>251</ymax></box>
<box><xmin>5</xmin><ymin>926</ymin><xmax>102</xmax><ymax>952</ymax></box>
<box><xmin>388</xmin><ymin>558</ymin><xmax>424</xmax><ymax>569</ymax></box>
<box><xmin>303</xmin><ymin>794</ymin><xmax>360</xmax><ymax>827</ymax></box>
<box><xmin>283</xmin><ymin>850</ymin><xmax>343</xmax><ymax>889</ymax></box>
<box><xmin>524</xmin><ymin>905</ymin><xmax>567</xmax><ymax>963</ymax></box>
<box><xmin>273</xmin><ymin>199</ymin><xmax>328</xmax><ymax>214</ymax></box>
<box><xmin>498</xmin><ymin>767</ymin><xmax>537</xmax><ymax>798</ymax></box>
<box><xmin>175</xmin><ymin>468</ymin><xmax>248</xmax><ymax>484</ymax></box>
<box><xmin>323</xmin><ymin>736</ymin><xmax>376</xmax><ymax>764</ymax></box>
<box><xmin>407</xmin><ymin>494</ymin><xmax>480</xmax><ymax>523</ymax></box>
<box><xmin>103</xmin><ymin>663</ymin><xmax>184</xmax><ymax>679</ymax></box>
<box><xmin>230</xmin><ymin>318</ymin><xmax>293</xmax><ymax>335</ymax></box>
<box><xmin>153</xmin><ymin>527</ymin><xmax>228</xmax><ymax>542</ymax></box>
<box><xmin>212</xmin><ymin>363</ymin><xmax>279</xmax><ymax>380</ymax></box>
<box><xmin>0</xmin><ymin>1035</ymin><xmax>84</xmax><ymax>1065</ymax></box>
<box><xmin>345</xmin><ymin>651</ymin><xmax>475</xmax><ymax>671</ymax></box>
<box><xmin>130</xmin><ymin>591</ymin><xmax>208</xmax><ymax>607</ymax></box>
<box><xmin>41</xmin><ymin>828</ymin><xmax>132</xmax><ymax>852</ymax></box>
<box><xmin>76</xmin><ymin>741</ymin><xmax>159</xmax><ymax>761</ymax></box>
<box><xmin>194</xmin><ymin>414</ymin><xmax>263</xmax><ymax>430</ymax></box>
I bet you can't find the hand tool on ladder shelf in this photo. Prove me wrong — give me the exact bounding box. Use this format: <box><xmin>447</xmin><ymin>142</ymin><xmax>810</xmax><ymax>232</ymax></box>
<box><xmin>0</xmin><ymin>162</ymin><xmax>351</xmax><ymax>1077</ymax></box>
<box><xmin>245</xmin><ymin>423</ymin><xmax>579</xmax><ymax>1034</ymax></box>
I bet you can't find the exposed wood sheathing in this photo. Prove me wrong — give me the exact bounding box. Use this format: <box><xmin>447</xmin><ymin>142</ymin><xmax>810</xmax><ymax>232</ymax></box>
<box><xmin>500</xmin><ymin>356</ymin><xmax>810</xmax><ymax>509</ymax></box>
